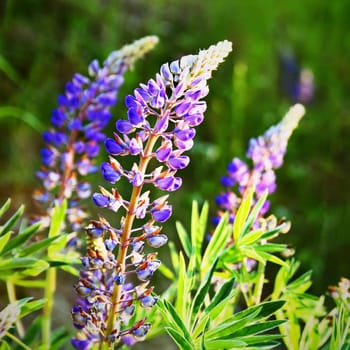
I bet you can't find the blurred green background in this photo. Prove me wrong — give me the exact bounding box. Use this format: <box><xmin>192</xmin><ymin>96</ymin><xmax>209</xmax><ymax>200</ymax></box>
<box><xmin>0</xmin><ymin>0</ymin><xmax>349</xmax><ymax>305</ymax></box>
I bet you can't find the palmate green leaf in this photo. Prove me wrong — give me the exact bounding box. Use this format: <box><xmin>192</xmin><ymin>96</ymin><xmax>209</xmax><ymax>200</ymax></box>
<box><xmin>206</xmin><ymin>292</ymin><xmax>235</xmax><ymax>323</ymax></box>
<box><xmin>255</xmin><ymin>243</ymin><xmax>287</xmax><ymax>253</ymax></box>
<box><xmin>329</xmin><ymin>304</ymin><xmax>350</xmax><ymax>350</ymax></box>
<box><xmin>205</xmin><ymin>338</ymin><xmax>247</xmax><ymax>349</ymax></box>
<box><xmin>190</xmin><ymin>201</ymin><xmax>200</xmax><ymax>257</ymax></box>
<box><xmin>191</xmin><ymin>258</ymin><xmax>218</xmax><ymax>316</ymax></box>
<box><xmin>193</xmin><ymin>201</ymin><xmax>209</xmax><ymax>265</ymax></box>
<box><xmin>0</xmin><ymin>232</ymin><xmax>11</xmax><ymax>254</ymax></box>
<box><xmin>195</xmin><ymin>315</ymin><xmax>211</xmax><ymax>348</ymax></box>
<box><xmin>175</xmin><ymin>252</ymin><xmax>189</xmax><ymax>319</ymax></box>
<box><xmin>205</xmin><ymin>307</ymin><xmax>262</xmax><ymax>339</ymax></box>
<box><xmin>20</xmin><ymin>299</ymin><xmax>46</xmax><ymax>318</ymax></box>
<box><xmin>188</xmin><ymin>201</ymin><xmax>209</xmax><ymax>273</ymax></box>
<box><xmin>192</xmin><ymin>279</ymin><xmax>238</xmax><ymax>340</ymax></box>
<box><xmin>238</xmin><ymin>228</ymin><xmax>264</xmax><ymax>246</ymax></box>
<box><xmin>15</xmin><ymin>296</ymin><xmax>33</xmax><ymax>308</ymax></box>
<box><xmin>60</xmin><ymin>264</ymin><xmax>79</xmax><ymax>276</ymax></box>
<box><xmin>272</xmin><ymin>260</ymin><xmax>295</xmax><ymax>298</ymax></box>
<box><xmin>242</xmin><ymin>247</ymin><xmax>287</xmax><ymax>267</ymax></box>
<box><xmin>48</xmin><ymin>200</ymin><xmax>67</xmax><ymax>240</ymax></box>
<box><xmin>18</xmin><ymin>235</ymin><xmax>61</xmax><ymax>257</ymax></box>
<box><xmin>0</xmin><ymin>199</ymin><xmax>11</xmax><ymax>221</ymax></box>
<box><xmin>0</xmin><ymin>204</ymin><xmax>24</xmax><ymax>237</ymax></box>
<box><xmin>206</xmin><ymin>276</ymin><xmax>236</xmax><ymax>313</ymax></box>
<box><xmin>47</xmin><ymin>253</ymin><xmax>80</xmax><ymax>267</ymax></box>
<box><xmin>157</xmin><ymin>299</ymin><xmax>193</xmax><ymax>345</ymax></box>
<box><xmin>1</xmin><ymin>222</ymin><xmax>41</xmax><ymax>255</ymax></box>
<box><xmin>176</xmin><ymin>221</ymin><xmax>192</xmax><ymax>258</ymax></box>
<box><xmin>287</xmin><ymin>270</ymin><xmax>313</xmax><ymax>294</ymax></box>
<box><xmin>299</xmin><ymin>297</ymin><xmax>325</xmax><ymax>349</ymax></box>
<box><xmin>9</xmin><ymin>278</ymin><xmax>46</xmax><ymax>288</ymax></box>
<box><xmin>240</xmin><ymin>190</ymin><xmax>268</xmax><ymax>237</ymax></box>
<box><xmin>47</xmin><ymin>235</ymin><xmax>68</xmax><ymax>258</ymax></box>
<box><xmin>201</xmin><ymin>213</ymin><xmax>230</xmax><ymax>276</ymax></box>
<box><xmin>259</xmin><ymin>252</ymin><xmax>286</xmax><ymax>267</ymax></box>
<box><xmin>206</xmin><ymin>300</ymin><xmax>285</xmax><ymax>339</ymax></box>
<box><xmin>228</xmin><ymin>320</ymin><xmax>285</xmax><ymax>338</ymax></box>
<box><xmin>240</xmin><ymin>247</ymin><xmax>267</xmax><ymax>265</ymax></box>
<box><xmin>200</xmin><ymin>327</ymin><xmax>207</xmax><ymax>350</ymax></box>
<box><xmin>236</xmin><ymin>334</ymin><xmax>283</xmax><ymax>346</ymax></box>
<box><xmin>260</xmin><ymin>223</ymin><xmax>289</xmax><ymax>240</ymax></box>
<box><xmin>233</xmin><ymin>187</ymin><xmax>254</xmax><ymax>242</ymax></box>
<box><xmin>166</xmin><ymin>327</ymin><xmax>194</xmax><ymax>350</ymax></box>
<box><xmin>0</xmin><ymin>257</ymin><xmax>49</xmax><ymax>276</ymax></box>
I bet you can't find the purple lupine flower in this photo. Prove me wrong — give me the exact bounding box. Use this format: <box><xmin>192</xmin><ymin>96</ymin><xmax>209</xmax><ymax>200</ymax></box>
<box><xmin>72</xmin><ymin>40</ymin><xmax>232</xmax><ymax>348</ymax></box>
<box><xmin>279</xmin><ymin>51</ymin><xmax>314</xmax><ymax>104</ymax></box>
<box><xmin>214</xmin><ymin>104</ymin><xmax>305</xmax><ymax>226</ymax></box>
<box><xmin>32</xmin><ymin>36</ymin><xmax>158</xmax><ymax>237</ymax></box>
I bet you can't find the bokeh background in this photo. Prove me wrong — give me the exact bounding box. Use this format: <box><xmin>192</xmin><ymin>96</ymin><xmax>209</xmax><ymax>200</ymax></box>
<box><xmin>0</xmin><ymin>0</ymin><xmax>349</xmax><ymax>346</ymax></box>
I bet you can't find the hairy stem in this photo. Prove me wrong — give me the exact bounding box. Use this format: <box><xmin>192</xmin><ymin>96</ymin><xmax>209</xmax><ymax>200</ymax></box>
<box><xmin>103</xmin><ymin>133</ymin><xmax>159</xmax><ymax>346</ymax></box>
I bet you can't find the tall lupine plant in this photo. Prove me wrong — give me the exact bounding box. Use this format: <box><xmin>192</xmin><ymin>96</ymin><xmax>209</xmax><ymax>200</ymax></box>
<box><xmin>214</xmin><ymin>103</ymin><xmax>305</xmax><ymax>226</ymax></box>
<box><xmin>71</xmin><ymin>41</ymin><xmax>232</xmax><ymax>349</ymax></box>
<box><xmin>33</xmin><ymin>35</ymin><xmax>158</xmax><ymax>238</ymax></box>
<box><xmin>33</xmin><ymin>36</ymin><xmax>158</xmax><ymax>350</ymax></box>
<box><xmin>212</xmin><ymin>104</ymin><xmax>305</xmax><ymax>306</ymax></box>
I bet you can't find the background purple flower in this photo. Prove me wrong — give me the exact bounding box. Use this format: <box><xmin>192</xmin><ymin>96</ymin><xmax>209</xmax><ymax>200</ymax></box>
<box><xmin>32</xmin><ymin>36</ymin><xmax>158</xmax><ymax>238</ymax></box>
<box><xmin>214</xmin><ymin>103</ymin><xmax>305</xmax><ymax>227</ymax></box>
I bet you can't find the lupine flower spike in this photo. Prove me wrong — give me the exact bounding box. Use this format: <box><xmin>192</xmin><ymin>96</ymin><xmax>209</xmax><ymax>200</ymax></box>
<box><xmin>215</xmin><ymin>103</ymin><xmax>305</xmax><ymax>226</ymax></box>
<box><xmin>33</xmin><ymin>36</ymin><xmax>158</xmax><ymax>242</ymax></box>
<box><xmin>71</xmin><ymin>40</ymin><xmax>232</xmax><ymax>349</ymax></box>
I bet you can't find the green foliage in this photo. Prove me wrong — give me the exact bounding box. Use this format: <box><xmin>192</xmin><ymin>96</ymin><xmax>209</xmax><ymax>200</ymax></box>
<box><xmin>329</xmin><ymin>304</ymin><xmax>350</xmax><ymax>350</ymax></box>
<box><xmin>271</xmin><ymin>259</ymin><xmax>331</xmax><ymax>349</ymax></box>
<box><xmin>157</xmin><ymin>200</ymin><xmax>288</xmax><ymax>349</ymax></box>
<box><xmin>155</xmin><ymin>199</ymin><xmax>350</xmax><ymax>349</ymax></box>
<box><xmin>0</xmin><ymin>197</ymin><xmax>50</xmax><ymax>347</ymax></box>
<box><xmin>0</xmin><ymin>199</ymin><xmax>73</xmax><ymax>349</ymax></box>
<box><xmin>0</xmin><ymin>0</ymin><xmax>349</xmax><ymax>294</ymax></box>
<box><xmin>0</xmin><ymin>6</ymin><xmax>349</xmax><ymax>347</ymax></box>
<box><xmin>0</xmin><ymin>199</ymin><xmax>49</xmax><ymax>280</ymax></box>
<box><xmin>46</xmin><ymin>200</ymin><xmax>79</xmax><ymax>275</ymax></box>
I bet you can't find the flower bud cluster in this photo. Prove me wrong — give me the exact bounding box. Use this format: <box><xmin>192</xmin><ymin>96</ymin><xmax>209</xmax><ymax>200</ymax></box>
<box><xmin>32</xmin><ymin>36</ymin><xmax>158</xmax><ymax>237</ymax></box>
<box><xmin>71</xmin><ymin>40</ymin><xmax>232</xmax><ymax>349</ymax></box>
<box><xmin>215</xmin><ymin>104</ymin><xmax>305</xmax><ymax>225</ymax></box>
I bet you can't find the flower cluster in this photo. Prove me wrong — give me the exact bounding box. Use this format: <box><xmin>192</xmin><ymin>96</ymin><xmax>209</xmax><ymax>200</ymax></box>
<box><xmin>214</xmin><ymin>103</ymin><xmax>305</xmax><ymax>226</ymax></box>
<box><xmin>71</xmin><ymin>40</ymin><xmax>232</xmax><ymax>349</ymax></box>
<box><xmin>32</xmin><ymin>36</ymin><xmax>158</xmax><ymax>238</ymax></box>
